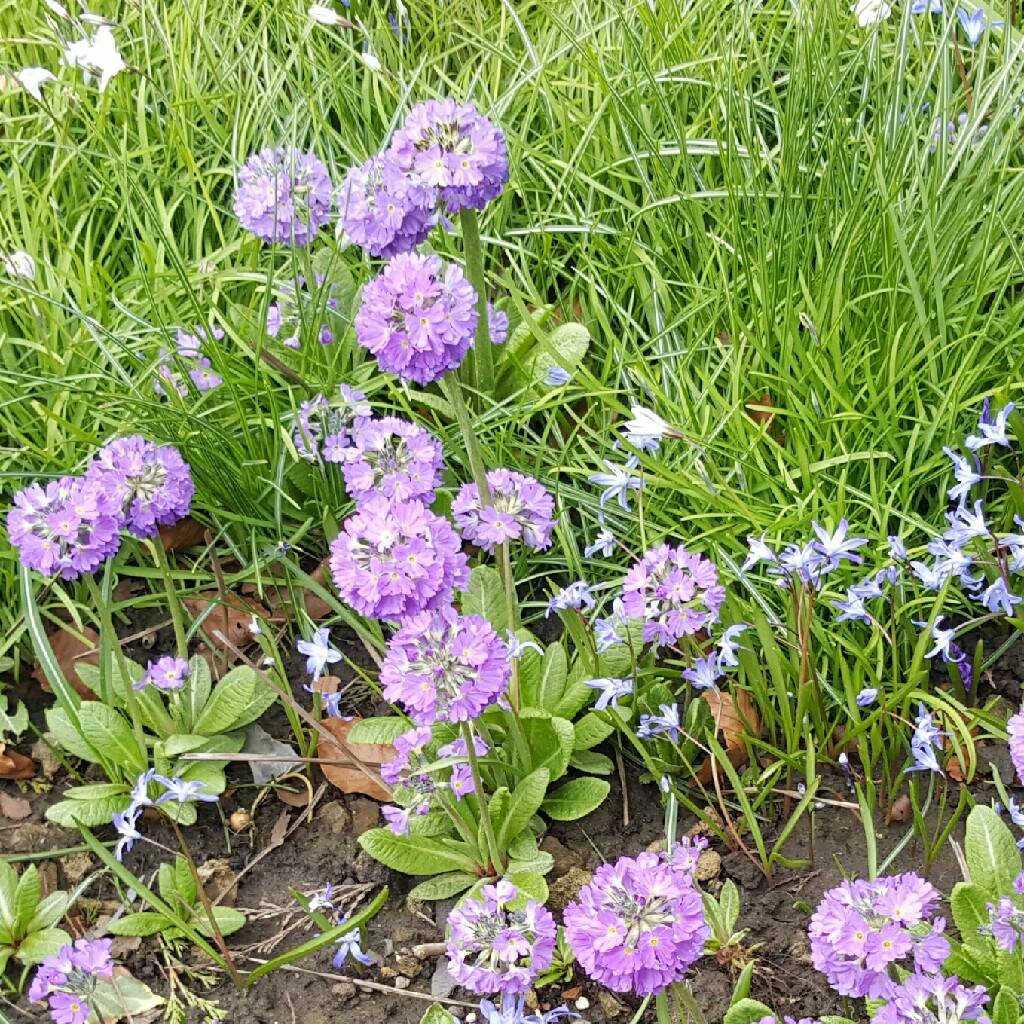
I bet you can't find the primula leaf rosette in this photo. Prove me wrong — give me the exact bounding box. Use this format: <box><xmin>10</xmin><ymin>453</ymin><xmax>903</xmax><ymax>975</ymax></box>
<box><xmin>622</xmin><ymin>542</ymin><xmax>725</xmax><ymax>647</ymax></box>
<box><xmin>452</xmin><ymin>468</ymin><xmax>557</xmax><ymax>553</ymax></box>
<box><xmin>380</xmin><ymin>607</ymin><xmax>510</xmax><ymax>724</ymax></box>
<box><xmin>354</xmin><ymin>252</ymin><xmax>478</xmax><ymax>385</ymax></box>
<box><xmin>341</xmin><ymin>416</ymin><xmax>445</xmax><ymax>505</ymax></box>
<box><xmin>328</xmin><ymin>495</ymin><xmax>469</xmax><ymax>621</ymax></box>
<box><xmin>564</xmin><ymin>844</ymin><xmax>709</xmax><ymax>996</ymax></box>
<box><xmin>807</xmin><ymin>873</ymin><xmax>949</xmax><ymax>999</ymax></box>
<box><xmin>446</xmin><ymin>879</ymin><xmax>556</xmax><ymax>995</ymax></box>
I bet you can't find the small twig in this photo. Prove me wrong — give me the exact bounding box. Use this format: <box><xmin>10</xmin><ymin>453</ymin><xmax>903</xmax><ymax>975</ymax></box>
<box><xmin>410</xmin><ymin>942</ymin><xmax>447</xmax><ymax>958</ymax></box>
<box><xmin>178</xmin><ymin>751</ymin><xmax>383</xmax><ymax>767</ymax></box>
<box><xmin>615</xmin><ymin>748</ymin><xmax>630</xmax><ymax>828</ymax></box>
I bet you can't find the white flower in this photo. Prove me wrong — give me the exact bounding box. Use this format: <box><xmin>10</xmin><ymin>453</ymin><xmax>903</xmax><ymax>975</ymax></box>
<box><xmin>850</xmin><ymin>0</ymin><xmax>891</xmax><ymax>26</ymax></box>
<box><xmin>63</xmin><ymin>25</ymin><xmax>125</xmax><ymax>92</ymax></box>
<box><xmin>621</xmin><ymin>403</ymin><xmax>683</xmax><ymax>449</ymax></box>
<box><xmin>17</xmin><ymin>67</ymin><xmax>56</xmax><ymax>101</ymax></box>
<box><xmin>360</xmin><ymin>51</ymin><xmax>383</xmax><ymax>72</ymax></box>
<box><xmin>44</xmin><ymin>0</ymin><xmax>70</xmax><ymax>19</ymax></box>
<box><xmin>308</xmin><ymin>3</ymin><xmax>345</xmax><ymax>23</ymax></box>
<box><xmin>2</xmin><ymin>251</ymin><xmax>36</xmax><ymax>280</ymax></box>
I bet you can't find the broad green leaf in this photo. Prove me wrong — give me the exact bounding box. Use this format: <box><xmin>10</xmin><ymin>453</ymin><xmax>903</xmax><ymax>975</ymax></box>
<box><xmin>521</xmin><ymin>644</ymin><xmax>566</xmax><ymax>710</ymax></box>
<box><xmin>13</xmin><ymin>927</ymin><xmax>72</xmax><ymax>965</ymax></box>
<box><xmin>991</xmin><ymin>990</ymin><xmax>1020</xmax><ymax>1024</ymax></box>
<box><xmin>505</xmin><ymin>850</ymin><xmax>554</xmax><ymax>877</ymax></box>
<box><xmin>78</xmin><ymin>662</ymin><xmax>175</xmax><ymax>736</ymax></box>
<box><xmin>359</xmin><ymin>829</ymin><xmax>481</xmax><ymax>876</ymax></box>
<box><xmin>418</xmin><ymin>1005</ymin><xmax>458</xmax><ymax>1024</ymax></box>
<box><xmin>90</xmin><ymin>974</ymin><xmax>164</xmax><ymax>1017</ymax></box>
<box><xmin>194</xmin><ymin>665</ymin><xmax>276</xmax><ymax>736</ymax></box>
<box><xmin>506</xmin><ymin>871</ymin><xmax>548</xmax><ymax>906</ymax></box>
<box><xmin>573</xmin><ymin>711</ymin><xmax>615</xmax><ymax>750</ymax></box>
<box><xmin>541</xmin><ymin>778</ymin><xmax>610</xmax><ymax>821</ymax></box>
<box><xmin>723</xmin><ymin>999</ymin><xmax>776</xmax><ymax>1024</ymax></box>
<box><xmin>942</xmin><ymin>944</ymin><xmax>995</xmax><ymax>986</ymax></box>
<box><xmin>965</xmin><ymin>806</ymin><xmax>1022</xmax><ymax>900</ymax></box>
<box><xmin>730</xmin><ymin>961</ymin><xmax>754</xmax><ymax>1005</ymax></box>
<box><xmin>521</xmin><ymin>714</ymin><xmax>574</xmax><ymax>781</ymax></box>
<box><xmin>182</xmin><ymin>655</ymin><xmax>213</xmax><ymax>728</ymax></box>
<box><xmin>461</xmin><ymin>566</ymin><xmax>508</xmax><ymax>634</ymax></box>
<box><xmin>506</xmin><ymin>830</ymin><xmax>540</xmax><ymax>862</ymax></box>
<box><xmin>77</xmin><ymin>703</ymin><xmax>147</xmax><ymax>775</ymax></box>
<box><xmin>719</xmin><ymin>880</ymin><xmax>740</xmax><ymax>935</ymax></box>
<box><xmin>0</xmin><ymin>861</ymin><xmax>17</xmax><ymax>928</ymax></box>
<box><xmin>46</xmin><ymin>707</ymin><xmax>102</xmax><ymax>763</ymax></box>
<box><xmin>106</xmin><ymin>912</ymin><xmax>169</xmax><ymax>937</ymax></box>
<box><xmin>46</xmin><ymin>791</ymin><xmax>130</xmax><ymax>828</ymax></box>
<box><xmin>569</xmin><ymin>750</ymin><xmax>615</xmax><ymax>775</ymax></box>
<box><xmin>950</xmin><ymin>883</ymin><xmax>991</xmax><ymax>945</ymax></box>
<box><xmin>174</xmin><ymin>855</ymin><xmax>198</xmax><ymax>906</ymax></box>
<box><xmin>27</xmin><ymin>892</ymin><xmax>71</xmax><ymax>932</ymax></box>
<box><xmin>347</xmin><ymin>717</ymin><xmax>410</xmax><ymax>745</ymax></box>
<box><xmin>0</xmin><ymin>694</ymin><xmax>29</xmax><ymax>739</ymax></box>
<box><xmin>14</xmin><ymin>864</ymin><xmax>41</xmax><ymax>933</ymax></box>
<box><xmin>408</xmin><ymin>811</ymin><xmax>457</xmax><ymax>838</ymax></box>
<box><xmin>407</xmin><ymin>873</ymin><xmax>478</xmax><ymax>901</ymax></box>
<box><xmin>496</xmin><ymin>769</ymin><xmax>549</xmax><ymax>851</ymax></box>
<box><xmin>206</xmin><ymin>906</ymin><xmax>247</xmax><ymax>937</ymax></box>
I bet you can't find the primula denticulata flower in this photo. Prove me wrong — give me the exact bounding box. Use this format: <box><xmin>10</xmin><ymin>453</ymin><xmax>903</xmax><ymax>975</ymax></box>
<box><xmin>29</xmin><ymin>938</ymin><xmax>115</xmax><ymax>1024</ymax></box>
<box><xmin>452</xmin><ymin>468</ymin><xmax>557</xmax><ymax>553</ymax></box>
<box><xmin>340</xmin><ymin>416</ymin><xmax>444</xmax><ymax>505</ymax></box>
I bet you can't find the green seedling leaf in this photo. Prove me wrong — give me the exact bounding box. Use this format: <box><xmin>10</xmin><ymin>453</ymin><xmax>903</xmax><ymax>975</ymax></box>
<box><xmin>408</xmin><ymin>873</ymin><xmax>479</xmax><ymax>901</ymax></box>
<box><xmin>723</xmin><ymin>999</ymin><xmax>776</xmax><ymax>1024</ymax></box>
<box><xmin>418</xmin><ymin>1006</ymin><xmax>458</xmax><ymax>1024</ymax></box>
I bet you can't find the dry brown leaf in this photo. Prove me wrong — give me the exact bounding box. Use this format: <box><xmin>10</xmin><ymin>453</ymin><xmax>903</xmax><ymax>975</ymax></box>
<box><xmin>0</xmin><ymin>747</ymin><xmax>37</xmax><ymax>780</ymax></box>
<box><xmin>695</xmin><ymin>688</ymin><xmax>762</xmax><ymax>785</ymax></box>
<box><xmin>158</xmin><ymin>517</ymin><xmax>208</xmax><ymax>552</ymax></box>
<box><xmin>0</xmin><ymin>791</ymin><xmax>32</xmax><ymax>821</ymax></box>
<box><xmin>317</xmin><ymin>716</ymin><xmax>393</xmax><ymax>801</ymax></box>
<box><xmin>268</xmin><ymin>809</ymin><xmax>291</xmax><ymax>847</ymax></box>
<box><xmin>197</xmin><ymin>859</ymin><xmax>238</xmax><ymax>906</ymax></box>
<box><xmin>32</xmin><ymin>626</ymin><xmax>100</xmax><ymax>699</ymax></box>
<box><xmin>240</xmin><ymin>560</ymin><xmax>333</xmax><ymax>622</ymax></box>
<box><xmin>183</xmin><ymin>592</ymin><xmax>270</xmax><ymax>659</ymax></box>
<box><xmin>745</xmin><ymin>393</ymin><xmax>776</xmax><ymax>429</ymax></box>
<box><xmin>275</xmin><ymin>786</ymin><xmax>312</xmax><ymax>808</ymax></box>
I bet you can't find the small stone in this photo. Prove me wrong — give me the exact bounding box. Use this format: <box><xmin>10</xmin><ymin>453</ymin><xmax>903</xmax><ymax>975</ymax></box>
<box><xmin>539</xmin><ymin>835</ymin><xmax>583</xmax><ymax>878</ymax></box>
<box><xmin>547</xmin><ymin>867</ymin><xmax>592</xmax><ymax>913</ymax></box>
<box><xmin>394</xmin><ymin>977</ymin><xmax>410</xmax><ymax>990</ymax></box>
<box><xmin>695</xmin><ymin>849</ymin><xmax>722</xmax><ymax>883</ymax></box>
<box><xmin>318</xmin><ymin>801</ymin><xmax>351</xmax><ymax>834</ymax></box>
<box><xmin>645</xmin><ymin>838</ymin><xmax>665</xmax><ymax>855</ymax></box>
<box><xmin>431</xmin><ymin>956</ymin><xmax>457</xmax><ymax>1000</ymax></box>
<box><xmin>31</xmin><ymin>737</ymin><xmax>62</xmax><ymax>778</ymax></box>
<box><xmin>392</xmin><ymin>927</ymin><xmax>414</xmax><ymax>943</ymax></box>
<box><xmin>229</xmin><ymin>810</ymin><xmax>252</xmax><ymax>832</ymax></box>
<box><xmin>575</xmin><ymin>996</ymin><xmax>590</xmax><ymax>1011</ymax></box>
<box><xmin>379</xmin><ymin>966</ymin><xmax>398</xmax><ymax>979</ymax></box>
<box><xmin>394</xmin><ymin>953</ymin><xmax>423</xmax><ymax>978</ymax></box>
<box><xmin>597</xmin><ymin>991</ymin><xmax>626</xmax><ymax>1018</ymax></box>
<box><xmin>331</xmin><ymin>981</ymin><xmax>357</xmax><ymax>1000</ymax></box>
<box><xmin>59</xmin><ymin>852</ymin><xmax>94</xmax><ymax>886</ymax></box>
<box><xmin>524</xmin><ymin>990</ymin><xmax>539</xmax><ymax>1011</ymax></box>
<box><xmin>348</xmin><ymin>796</ymin><xmax>381</xmax><ymax>836</ymax></box>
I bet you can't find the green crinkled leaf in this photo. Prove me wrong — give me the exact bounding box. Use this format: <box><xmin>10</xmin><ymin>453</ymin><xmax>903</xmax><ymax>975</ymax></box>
<box><xmin>206</xmin><ymin>906</ymin><xmax>246</xmax><ymax>937</ymax></box>
<box><xmin>573</xmin><ymin>711</ymin><xmax>615</xmax><ymax>751</ymax></box>
<box><xmin>965</xmin><ymin>806</ymin><xmax>1022</xmax><ymax>900</ymax></box>
<box><xmin>942</xmin><ymin>944</ymin><xmax>995</xmax><ymax>987</ymax></box>
<box><xmin>569</xmin><ymin>750</ymin><xmax>615</xmax><ymax>775</ymax></box>
<box><xmin>89</xmin><ymin>973</ymin><xmax>164</xmax><ymax>1018</ymax></box>
<box><xmin>346</xmin><ymin>717</ymin><xmax>410</xmax><ymax>745</ymax></box>
<box><xmin>951</xmin><ymin>883</ymin><xmax>992</xmax><ymax>946</ymax></box>
<box><xmin>418</xmin><ymin>1006</ymin><xmax>459</xmax><ymax>1024</ymax></box>
<box><xmin>541</xmin><ymin>778</ymin><xmax>610</xmax><ymax>821</ymax></box>
<box><xmin>77</xmin><ymin>703</ymin><xmax>147</xmax><ymax>776</ymax></box>
<box><xmin>46</xmin><ymin>790</ymin><xmax>130</xmax><ymax>828</ymax></box>
<box><xmin>181</xmin><ymin>655</ymin><xmax>213</xmax><ymax>728</ymax></box>
<box><xmin>461</xmin><ymin>566</ymin><xmax>508</xmax><ymax>634</ymax></box>
<box><xmin>505</xmin><ymin>871</ymin><xmax>548</xmax><ymax>906</ymax></box>
<box><xmin>521</xmin><ymin>714</ymin><xmax>574</xmax><ymax>782</ymax></box>
<box><xmin>13</xmin><ymin>927</ymin><xmax>72</xmax><ymax>965</ymax></box>
<box><xmin>991</xmin><ymin>990</ymin><xmax>1021</xmax><ymax>1024</ymax></box>
<box><xmin>497</xmin><ymin>769</ymin><xmax>549</xmax><ymax>852</ymax></box>
<box><xmin>407</xmin><ymin>873</ymin><xmax>478</xmax><ymax>901</ymax></box>
<box><xmin>27</xmin><ymin>891</ymin><xmax>71</xmax><ymax>932</ymax></box>
<box><xmin>0</xmin><ymin>860</ymin><xmax>17</xmax><ymax>928</ymax></box>
<box><xmin>506</xmin><ymin>830</ymin><xmax>539</xmax><ymax>862</ymax></box>
<box><xmin>408</xmin><ymin>811</ymin><xmax>457</xmax><ymax>838</ymax></box>
<box><xmin>506</xmin><ymin>850</ymin><xmax>554</xmax><ymax>877</ymax></box>
<box><xmin>520</xmin><ymin>644</ymin><xmax>566</xmax><ymax>711</ymax></box>
<box><xmin>193</xmin><ymin>665</ymin><xmax>277</xmax><ymax>736</ymax></box>
<box><xmin>359</xmin><ymin>828</ymin><xmax>481</xmax><ymax>876</ymax></box>
<box><xmin>719</xmin><ymin>880</ymin><xmax>740</xmax><ymax>935</ymax></box>
<box><xmin>723</xmin><ymin>999</ymin><xmax>776</xmax><ymax>1024</ymax></box>
<box><xmin>46</xmin><ymin>707</ymin><xmax>103</xmax><ymax>764</ymax></box>
<box><xmin>14</xmin><ymin>864</ymin><xmax>41</xmax><ymax>932</ymax></box>
<box><xmin>106</xmin><ymin>912</ymin><xmax>169</xmax><ymax>937</ymax></box>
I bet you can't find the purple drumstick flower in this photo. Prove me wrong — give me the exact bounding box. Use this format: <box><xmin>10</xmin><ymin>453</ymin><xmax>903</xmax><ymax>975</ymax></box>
<box><xmin>340</xmin><ymin>416</ymin><xmax>444</xmax><ymax>505</ymax></box>
<box><xmin>874</xmin><ymin>972</ymin><xmax>989</xmax><ymax>1024</ymax></box>
<box><xmin>135</xmin><ymin>655</ymin><xmax>190</xmax><ymax>692</ymax></box>
<box><xmin>29</xmin><ymin>938</ymin><xmax>115</xmax><ymax>1024</ymax></box>
<box><xmin>452</xmin><ymin>469</ymin><xmax>557</xmax><ymax>553</ymax></box>
<box><xmin>292</xmin><ymin>385</ymin><xmax>372</xmax><ymax>462</ymax></box>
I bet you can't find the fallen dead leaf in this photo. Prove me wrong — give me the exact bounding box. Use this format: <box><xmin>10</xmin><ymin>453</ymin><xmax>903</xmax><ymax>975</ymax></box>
<box><xmin>32</xmin><ymin>626</ymin><xmax>100</xmax><ymax>700</ymax></box>
<box><xmin>158</xmin><ymin>517</ymin><xmax>208</xmax><ymax>552</ymax></box>
<box><xmin>0</xmin><ymin>747</ymin><xmax>37</xmax><ymax>780</ymax></box>
<box><xmin>745</xmin><ymin>392</ymin><xmax>776</xmax><ymax>430</ymax></box>
<box><xmin>317</xmin><ymin>717</ymin><xmax>393</xmax><ymax>802</ymax></box>
<box><xmin>197</xmin><ymin>858</ymin><xmax>238</xmax><ymax>906</ymax></box>
<box><xmin>183</xmin><ymin>592</ymin><xmax>270</xmax><ymax>661</ymax></box>
<box><xmin>695</xmin><ymin>688</ymin><xmax>762</xmax><ymax>785</ymax></box>
<box><xmin>240</xmin><ymin>560</ymin><xmax>334</xmax><ymax>623</ymax></box>
<box><xmin>0</xmin><ymin>791</ymin><xmax>32</xmax><ymax>821</ymax></box>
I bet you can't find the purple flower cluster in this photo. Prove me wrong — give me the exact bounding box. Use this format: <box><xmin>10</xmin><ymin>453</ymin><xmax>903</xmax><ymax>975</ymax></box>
<box><xmin>452</xmin><ymin>469</ymin><xmax>557</xmax><ymax>553</ymax></box>
<box><xmin>156</xmin><ymin>325</ymin><xmax>224</xmax><ymax>396</ymax></box>
<box><xmin>564</xmin><ymin>848</ymin><xmax>708</xmax><ymax>996</ymax></box>
<box><xmin>29</xmin><ymin>938</ymin><xmax>114</xmax><ymax>1024</ymax></box>
<box><xmin>807</xmin><ymin>873</ymin><xmax>949</xmax><ymax>999</ymax></box>
<box><xmin>354</xmin><ymin>252</ymin><xmax>478</xmax><ymax>385</ymax></box>
<box><xmin>328</xmin><ymin>495</ymin><xmax>468</xmax><ymax>620</ymax></box>
<box><xmin>446</xmin><ymin>880</ymin><xmax>556</xmax><ymax>994</ymax></box>
<box><xmin>874</xmin><ymin>973</ymin><xmax>990</xmax><ymax>1024</ymax></box>
<box><xmin>8</xmin><ymin>435</ymin><xmax>193</xmax><ymax>579</ymax></box>
<box><xmin>1009</xmin><ymin>706</ymin><xmax>1024</xmax><ymax>785</ymax></box>
<box><xmin>266</xmin><ymin>274</ymin><xmax>340</xmax><ymax>349</ymax></box>
<box><xmin>981</xmin><ymin>896</ymin><xmax>1024</xmax><ymax>952</ymax></box>
<box><xmin>86</xmin><ymin>436</ymin><xmax>194</xmax><ymax>539</ymax></box>
<box><xmin>380</xmin><ymin>606</ymin><xmax>509</xmax><ymax>724</ymax></box>
<box><xmin>340</xmin><ymin>416</ymin><xmax>444</xmax><ymax>504</ymax></box>
<box><xmin>380</xmin><ymin>726</ymin><xmax>437</xmax><ymax>836</ymax></box>
<box><xmin>621</xmin><ymin>543</ymin><xmax>726</xmax><ymax>647</ymax></box>
<box><xmin>135</xmin><ymin>655</ymin><xmax>189</xmax><ymax>692</ymax></box>
<box><xmin>233</xmin><ymin>147</ymin><xmax>333</xmax><ymax>246</ymax></box>
<box><xmin>292</xmin><ymin>385</ymin><xmax>372</xmax><ymax>462</ymax></box>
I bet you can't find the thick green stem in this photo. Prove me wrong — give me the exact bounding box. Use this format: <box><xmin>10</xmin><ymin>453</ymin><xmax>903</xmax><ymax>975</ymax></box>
<box><xmin>441</xmin><ymin>375</ymin><xmax>491</xmax><ymax>505</ymax></box>
<box><xmin>462</xmin><ymin>721</ymin><xmax>504</xmax><ymax>876</ymax></box>
<box><xmin>498</xmin><ymin>541</ymin><xmax>518</xmax><ymax>632</ymax></box>
<box><xmin>459</xmin><ymin>207</ymin><xmax>494</xmax><ymax>397</ymax></box>
<box><xmin>150</xmin><ymin>538</ymin><xmax>189</xmax><ymax>657</ymax></box>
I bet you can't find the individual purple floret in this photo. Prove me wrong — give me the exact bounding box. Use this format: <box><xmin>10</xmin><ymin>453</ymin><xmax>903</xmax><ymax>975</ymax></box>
<box><xmin>452</xmin><ymin>469</ymin><xmax>557</xmax><ymax>553</ymax></box>
<box><xmin>807</xmin><ymin>873</ymin><xmax>949</xmax><ymax>999</ymax></box>
<box><xmin>135</xmin><ymin>655</ymin><xmax>189</xmax><ymax>692</ymax></box>
<box><xmin>157</xmin><ymin>326</ymin><xmax>224</xmax><ymax>396</ymax></box>
<box><xmin>7</xmin><ymin>475</ymin><xmax>123</xmax><ymax>579</ymax></box>
<box><xmin>446</xmin><ymin>879</ymin><xmax>556</xmax><ymax>995</ymax></box>
<box><xmin>389</xmin><ymin>99</ymin><xmax>509</xmax><ymax>214</ymax></box>
<box><xmin>328</xmin><ymin>494</ymin><xmax>469</xmax><ymax>621</ymax></box>
<box><xmin>354</xmin><ymin>252</ymin><xmax>478</xmax><ymax>384</ymax></box>
<box><xmin>292</xmin><ymin>385</ymin><xmax>372</xmax><ymax>461</ymax></box>
<box><xmin>340</xmin><ymin>416</ymin><xmax>444</xmax><ymax>504</ymax></box>
<box><xmin>874</xmin><ymin>972</ymin><xmax>990</xmax><ymax>1024</ymax></box>
<box><xmin>380</xmin><ymin>606</ymin><xmax>509</xmax><ymax>724</ymax></box>
<box><xmin>564</xmin><ymin>848</ymin><xmax>708</xmax><ymax>996</ymax></box>
<box><xmin>266</xmin><ymin>274</ymin><xmax>341</xmax><ymax>349</ymax></box>
<box><xmin>233</xmin><ymin>147</ymin><xmax>333</xmax><ymax>246</ymax></box>
<box><xmin>621</xmin><ymin>543</ymin><xmax>725</xmax><ymax>647</ymax></box>
<box><xmin>379</xmin><ymin>726</ymin><xmax>437</xmax><ymax>835</ymax></box>
<box><xmin>1008</xmin><ymin>706</ymin><xmax>1024</xmax><ymax>785</ymax></box>
<box><xmin>338</xmin><ymin>153</ymin><xmax>437</xmax><ymax>257</ymax></box>
<box><xmin>29</xmin><ymin>938</ymin><xmax>115</xmax><ymax>1024</ymax></box>
<box><xmin>981</xmin><ymin>896</ymin><xmax>1024</xmax><ymax>953</ymax></box>
<box><xmin>488</xmin><ymin>304</ymin><xmax>509</xmax><ymax>346</ymax></box>
<box><xmin>86</xmin><ymin>435</ymin><xmax>194</xmax><ymax>539</ymax></box>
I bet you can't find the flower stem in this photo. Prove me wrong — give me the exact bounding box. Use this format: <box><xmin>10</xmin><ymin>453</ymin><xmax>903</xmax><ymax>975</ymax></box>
<box><xmin>672</xmin><ymin>981</ymin><xmax>707</xmax><ymax>1024</ymax></box>
<box><xmin>150</xmin><ymin>537</ymin><xmax>189</xmax><ymax>657</ymax></box>
<box><xmin>441</xmin><ymin>374</ymin><xmax>491</xmax><ymax>505</ymax></box>
<box><xmin>498</xmin><ymin>540</ymin><xmax>518</xmax><ymax>632</ymax></box>
<box><xmin>458</xmin><ymin>207</ymin><xmax>494</xmax><ymax>398</ymax></box>
<box><xmin>462</xmin><ymin>721</ymin><xmax>504</xmax><ymax>876</ymax></box>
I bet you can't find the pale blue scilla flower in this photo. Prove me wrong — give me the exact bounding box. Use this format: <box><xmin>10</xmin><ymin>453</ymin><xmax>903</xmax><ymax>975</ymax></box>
<box><xmin>546</xmin><ymin>580</ymin><xmax>596</xmax><ymax>617</ymax></box>
<box><xmin>593</xmin><ymin>617</ymin><xmax>623</xmax><ymax>654</ymax></box>
<box><xmin>911</xmin><ymin>0</ymin><xmax>943</xmax><ymax>11</ymax></box>
<box><xmin>811</xmin><ymin>519</ymin><xmax>868</xmax><ymax>569</ymax></box>
<box><xmin>717</xmin><ymin>623</ymin><xmax>748</xmax><ymax>667</ymax></box>
<box><xmin>584</xmin><ymin>675</ymin><xmax>634</xmax><ymax>710</ymax></box>
<box><xmin>544</xmin><ymin>366</ymin><xmax>572</xmax><ymax>386</ymax></box>
<box><xmin>831</xmin><ymin>593</ymin><xmax>872</xmax><ymax>625</ymax></box>
<box><xmin>980</xmin><ymin>577</ymin><xmax>1022</xmax><ymax>616</ymax></box>
<box><xmin>504</xmin><ymin>630</ymin><xmax>544</xmax><ymax>659</ymax></box>
<box><xmin>584</xmin><ymin>527</ymin><xmax>616</xmax><ymax>559</ymax></box>
<box><xmin>682</xmin><ymin>653</ymin><xmax>722</xmax><ymax>691</ymax></box>
<box><xmin>942</xmin><ymin>446</ymin><xmax>982</xmax><ymax>503</ymax></box>
<box><xmin>944</xmin><ymin>499</ymin><xmax>989</xmax><ymax>546</ymax></box>
<box><xmin>589</xmin><ymin>457</ymin><xmax>643</xmax><ymax>511</ymax></box>
<box><xmin>848</xmin><ymin>575</ymin><xmax>885</xmax><ymax>602</ymax></box>
<box><xmin>742</xmin><ymin>533</ymin><xmax>776</xmax><ymax>572</ymax></box>
<box><xmin>956</xmin><ymin>6</ymin><xmax>1003</xmax><ymax>46</ymax></box>
<box><xmin>297</xmin><ymin>626</ymin><xmax>342</xmax><ymax>681</ymax></box>
<box><xmin>154</xmin><ymin>776</ymin><xmax>219</xmax><ymax>805</ymax></box>
<box><xmin>637</xmin><ymin>703</ymin><xmax>682</xmax><ymax>742</ymax></box>
<box><xmin>856</xmin><ymin>687</ymin><xmax>879</xmax><ymax>707</ymax></box>
<box><xmin>910</xmin><ymin>558</ymin><xmax>953</xmax><ymax>591</ymax></box>
<box><xmin>888</xmin><ymin>535</ymin><xmax>908</xmax><ymax>561</ymax></box>
<box><xmin>332</xmin><ymin>923</ymin><xmax>373</xmax><ymax>968</ymax></box>
<box><xmin>925</xmin><ymin>616</ymin><xmax>959</xmax><ymax>661</ymax></box>
<box><xmin>906</xmin><ymin>703</ymin><xmax>945</xmax><ymax>774</ymax></box>
<box><xmin>965</xmin><ymin>400</ymin><xmax>1014</xmax><ymax>449</ymax></box>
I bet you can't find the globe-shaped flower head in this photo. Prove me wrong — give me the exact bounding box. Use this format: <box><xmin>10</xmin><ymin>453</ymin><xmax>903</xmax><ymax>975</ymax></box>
<box><xmin>380</xmin><ymin>606</ymin><xmax>509</xmax><ymax>724</ymax></box>
<box><xmin>389</xmin><ymin>99</ymin><xmax>509</xmax><ymax>213</ymax></box>
<box><xmin>233</xmin><ymin>147</ymin><xmax>333</xmax><ymax>246</ymax></box>
<box><xmin>564</xmin><ymin>848</ymin><xmax>709</xmax><ymax>996</ymax></box>
<box><xmin>328</xmin><ymin>494</ymin><xmax>469</xmax><ymax>621</ymax></box>
<box><xmin>338</xmin><ymin>154</ymin><xmax>437</xmax><ymax>258</ymax></box>
<box><xmin>874</xmin><ymin>973</ymin><xmax>989</xmax><ymax>1024</ymax></box>
<box><xmin>86</xmin><ymin>435</ymin><xmax>195</xmax><ymax>539</ymax></box>
<box><xmin>355</xmin><ymin>252</ymin><xmax>478</xmax><ymax>385</ymax></box>
<box><xmin>446</xmin><ymin>880</ymin><xmax>557</xmax><ymax>995</ymax></box>
<box><xmin>807</xmin><ymin>872</ymin><xmax>950</xmax><ymax>1000</ymax></box>
<box><xmin>7</xmin><ymin>476</ymin><xmax>122</xmax><ymax>579</ymax></box>
<box><xmin>621</xmin><ymin>543</ymin><xmax>726</xmax><ymax>647</ymax></box>
<box><xmin>452</xmin><ymin>468</ymin><xmax>557</xmax><ymax>553</ymax></box>
<box><xmin>341</xmin><ymin>416</ymin><xmax>445</xmax><ymax>505</ymax></box>
<box><xmin>292</xmin><ymin>386</ymin><xmax>372</xmax><ymax>462</ymax></box>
